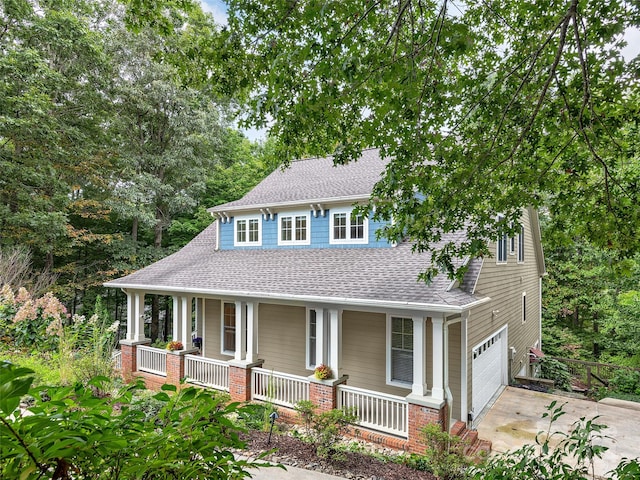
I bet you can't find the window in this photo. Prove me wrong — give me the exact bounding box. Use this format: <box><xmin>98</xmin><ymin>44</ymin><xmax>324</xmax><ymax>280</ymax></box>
<box><xmin>222</xmin><ymin>302</ymin><xmax>236</xmax><ymax>354</ymax></box>
<box><xmin>497</xmin><ymin>233</ymin><xmax>507</xmax><ymax>263</ymax></box>
<box><xmin>522</xmin><ymin>292</ymin><xmax>527</xmax><ymax>323</ymax></box>
<box><xmin>329</xmin><ymin>207</ymin><xmax>368</xmax><ymax>244</ymax></box>
<box><xmin>278</xmin><ymin>212</ymin><xmax>310</xmax><ymax>245</ymax></box>
<box><xmin>509</xmin><ymin>222</ymin><xmax>516</xmax><ymax>255</ymax></box>
<box><xmin>234</xmin><ymin>216</ymin><xmax>261</xmax><ymax>246</ymax></box>
<box><xmin>517</xmin><ymin>225</ymin><xmax>525</xmax><ymax>263</ymax></box>
<box><xmin>388</xmin><ymin>316</ymin><xmax>413</xmax><ymax>385</ymax></box>
<box><xmin>307</xmin><ymin>309</ymin><xmax>328</xmax><ymax>369</ymax></box>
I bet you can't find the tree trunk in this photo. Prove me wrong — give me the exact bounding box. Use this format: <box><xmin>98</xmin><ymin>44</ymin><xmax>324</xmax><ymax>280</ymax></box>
<box><xmin>150</xmin><ymin>294</ymin><xmax>159</xmax><ymax>342</ymax></box>
<box><xmin>164</xmin><ymin>299</ymin><xmax>171</xmax><ymax>342</ymax></box>
<box><xmin>131</xmin><ymin>217</ymin><xmax>139</xmax><ymax>243</ymax></box>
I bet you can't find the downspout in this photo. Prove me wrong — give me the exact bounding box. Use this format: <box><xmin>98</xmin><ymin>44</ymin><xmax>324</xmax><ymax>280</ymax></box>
<box><xmin>214</xmin><ymin>218</ymin><xmax>220</xmax><ymax>251</ymax></box>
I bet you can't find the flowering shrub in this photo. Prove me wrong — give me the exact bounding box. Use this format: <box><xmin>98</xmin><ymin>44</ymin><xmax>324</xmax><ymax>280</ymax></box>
<box><xmin>167</xmin><ymin>340</ymin><xmax>183</xmax><ymax>351</ymax></box>
<box><xmin>0</xmin><ymin>284</ymin><xmax>67</xmax><ymax>350</ymax></box>
<box><xmin>314</xmin><ymin>364</ymin><xmax>332</xmax><ymax>380</ymax></box>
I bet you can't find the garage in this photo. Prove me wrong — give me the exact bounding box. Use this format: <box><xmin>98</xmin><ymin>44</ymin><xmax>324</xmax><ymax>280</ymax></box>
<box><xmin>472</xmin><ymin>328</ymin><xmax>506</xmax><ymax>418</ymax></box>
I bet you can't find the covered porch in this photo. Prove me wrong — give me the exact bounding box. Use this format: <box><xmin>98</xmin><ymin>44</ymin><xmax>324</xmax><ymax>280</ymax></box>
<box><xmin>118</xmin><ymin>289</ymin><xmax>469</xmax><ymax>453</ymax></box>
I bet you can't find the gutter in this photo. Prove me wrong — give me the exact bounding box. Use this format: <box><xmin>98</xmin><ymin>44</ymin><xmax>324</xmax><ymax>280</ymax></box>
<box><xmin>104</xmin><ymin>282</ymin><xmax>491</xmax><ymax>314</ymax></box>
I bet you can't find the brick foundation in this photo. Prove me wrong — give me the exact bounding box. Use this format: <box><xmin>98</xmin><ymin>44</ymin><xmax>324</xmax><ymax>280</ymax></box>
<box><xmin>119</xmin><ymin>340</ymin><xmax>151</xmax><ymax>383</ymax></box>
<box><xmin>228</xmin><ymin>360</ymin><xmax>264</xmax><ymax>402</ymax></box>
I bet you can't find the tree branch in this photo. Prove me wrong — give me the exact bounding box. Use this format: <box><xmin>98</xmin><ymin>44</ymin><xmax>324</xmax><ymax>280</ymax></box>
<box><xmin>0</xmin><ymin>415</ymin><xmax>47</xmax><ymax>475</ymax></box>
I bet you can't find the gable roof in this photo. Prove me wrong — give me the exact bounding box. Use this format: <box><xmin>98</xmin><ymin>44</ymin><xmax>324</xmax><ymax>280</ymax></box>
<box><xmin>105</xmin><ymin>223</ymin><xmax>488</xmax><ymax>313</ymax></box>
<box><xmin>209</xmin><ymin>148</ymin><xmax>387</xmax><ymax>214</ymax></box>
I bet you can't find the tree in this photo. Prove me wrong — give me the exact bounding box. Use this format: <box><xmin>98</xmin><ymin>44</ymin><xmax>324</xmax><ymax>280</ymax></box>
<box><xmin>214</xmin><ymin>0</ymin><xmax>640</xmax><ymax>281</ymax></box>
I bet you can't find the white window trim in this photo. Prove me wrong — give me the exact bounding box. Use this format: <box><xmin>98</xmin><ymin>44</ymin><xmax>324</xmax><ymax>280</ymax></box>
<box><xmin>386</xmin><ymin>314</ymin><xmax>413</xmax><ymax>388</ymax></box>
<box><xmin>496</xmin><ymin>215</ymin><xmax>508</xmax><ymax>264</ymax></box>
<box><xmin>220</xmin><ymin>300</ymin><xmax>236</xmax><ymax>356</ymax></box>
<box><xmin>278</xmin><ymin>211</ymin><xmax>311</xmax><ymax>246</ymax></box>
<box><xmin>329</xmin><ymin>206</ymin><xmax>368</xmax><ymax>245</ymax></box>
<box><xmin>234</xmin><ymin>215</ymin><xmax>262</xmax><ymax>247</ymax></box>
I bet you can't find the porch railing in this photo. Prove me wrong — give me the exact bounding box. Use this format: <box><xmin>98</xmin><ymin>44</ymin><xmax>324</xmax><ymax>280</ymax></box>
<box><xmin>337</xmin><ymin>385</ymin><xmax>408</xmax><ymax>438</ymax></box>
<box><xmin>112</xmin><ymin>350</ymin><xmax>122</xmax><ymax>370</ymax></box>
<box><xmin>137</xmin><ymin>345</ymin><xmax>167</xmax><ymax>376</ymax></box>
<box><xmin>251</xmin><ymin>367</ymin><xmax>310</xmax><ymax>408</ymax></box>
<box><xmin>185</xmin><ymin>355</ymin><xmax>229</xmax><ymax>391</ymax></box>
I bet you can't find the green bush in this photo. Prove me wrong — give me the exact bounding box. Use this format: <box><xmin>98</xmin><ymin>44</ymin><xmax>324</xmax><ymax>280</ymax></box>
<box><xmin>539</xmin><ymin>357</ymin><xmax>573</xmax><ymax>391</ymax></box>
<box><xmin>420</xmin><ymin>423</ymin><xmax>472</xmax><ymax>480</ymax></box>
<box><xmin>609</xmin><ymin>369</ymin><xmax>640</xmax><ymax>396</ymax></box>
<box><xmin>294</xmin><ymin>400</ymin><xmax>358</xmax><ymax>460</ymax></box>
<box><xmin>0</xmin><ymin>361</ymin><xmax>273</xmax><ymax>479</ymax></box>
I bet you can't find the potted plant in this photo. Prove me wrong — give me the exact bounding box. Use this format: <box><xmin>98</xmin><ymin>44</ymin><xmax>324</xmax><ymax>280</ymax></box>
<box><xmin>167</xmin><ymin>340</ymin><xmax>183</xmax><ymax>351</ymax></box>
<box><xmin>314</xmin><ymin>364</ymin><xmax>332</xmax><ymax>380</ymax></box>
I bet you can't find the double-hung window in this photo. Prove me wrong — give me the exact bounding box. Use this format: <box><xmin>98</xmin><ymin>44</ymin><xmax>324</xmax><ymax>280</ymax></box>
<box><xmin>329</xmin><ymin>207</ymin><xmax>368</xmax><ymax>244</ymax></box>
<box><xmin>307</xmin><ymin>308</ymin><xmax>328</xmax><ymax>369</ymax></box>
<box><xmin>496</xmin><ymin>216</ymin><xmax>507</xmax><ymax>263</ymax></box>
<box><xmin>222</xmin><ymin>302</ymin><xmax>236</xmax><ymax>355</ymax></box>
<box><xmin>234</xmin><ymin>215</ymin><xmax>261</xmax><ymax>246</ymax></box>
<box><xmin>388</xmin><ymin>316</ymin><xmax>413</xmax><ymax>386</ymax></box>
<box><xmin>278</xmin><ymin>212</ymin><xmax>310</xmax><ymax>245</ymax></box>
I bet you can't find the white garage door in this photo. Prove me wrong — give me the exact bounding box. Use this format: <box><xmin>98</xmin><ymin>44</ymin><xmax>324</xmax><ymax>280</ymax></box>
<box><xmin>472</xmin><ymin>329</ymin><xmax>505</xmax><ymax>417</ymax></box>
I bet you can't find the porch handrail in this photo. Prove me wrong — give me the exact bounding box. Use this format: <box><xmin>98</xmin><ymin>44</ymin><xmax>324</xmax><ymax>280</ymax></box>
<box><xmin>251</xmin><ymin>367</ymin><xmax>310</xmax><ymax>408</ymax></box>
<box><xmin>137</xmin><ymin>345</ymin><xmax>167</xmax><ymax>376</ymax></box>
<box><xmin>185</xmin><ymin>355</ymin><xmax>229</xmax><ymax>391</ymax></box>
<box><xmin>337</xmin><ymin>384</ymin><xmax>408</xmax><ymax>438</ymax></box>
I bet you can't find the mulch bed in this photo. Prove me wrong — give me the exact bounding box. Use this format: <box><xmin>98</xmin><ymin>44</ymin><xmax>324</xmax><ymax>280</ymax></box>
<box><xmin>241</xmin><ymin>430</ymin><xmax>438</xmax><ymax>480</ymax></box>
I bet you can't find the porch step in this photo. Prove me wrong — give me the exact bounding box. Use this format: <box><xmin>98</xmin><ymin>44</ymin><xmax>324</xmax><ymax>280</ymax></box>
<box><xmin>452</xmin><ymin>420</ymin><xmax>492</xmax><ymax>460</ymax></box>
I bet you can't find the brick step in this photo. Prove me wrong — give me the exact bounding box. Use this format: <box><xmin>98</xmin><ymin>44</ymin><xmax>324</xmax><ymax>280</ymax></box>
<box><xmin>452</xmin><ymin>421</ymin><xmax>491</xmax><ymax>460</ymax></box>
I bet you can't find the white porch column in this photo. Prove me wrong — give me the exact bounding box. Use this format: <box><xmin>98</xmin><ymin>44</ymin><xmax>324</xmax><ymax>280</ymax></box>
<box><xmin>412</xmin><ymin>316</ymin><xmax>427</xmax><ymax>396</ymax></box>
<box><xmin>315</xmin><ymin>308</ymin><xmax>325</xmax><ymax>368</ymax></box>
<box><xmin>180</xmin><ymin>296</ymin><xmax>193</xmax><ymax>349</ymax></box>
<box><xmin>431</xmin><ymin>315</ymin><xmax>445</xmax><ymax>401</ymax></box>
<box><xmin>234</xmin><ymin>301</ymin><xmax>246</xmax><ymax>361</ymax></box>
<box><xmin>460</xmin><ymin>311</ymin><xmax>469</xmax><ymax>423</ymax></box>
<box><xmin>329</xmin><ymin>309</ymin><xmax>342</xmax><ymax>377</ymax></box>
<box><xmin>133</xmin><ymin>292</ymin><xmax>146</xmax><ymax>342</ymax></box>
<box><xmin>246</xmin><ymin>302</ymin><xmax>258</xmax><ymax>363</ymax></box>
<box><xmin>172</xmin><ymin>295</ymin><xmax>181</xmax><ymax>342</ymax></box>
<box><xmin>126</xmin><ymin>292</ymin><xmax>133</xmax><ymax>340</ymax></box>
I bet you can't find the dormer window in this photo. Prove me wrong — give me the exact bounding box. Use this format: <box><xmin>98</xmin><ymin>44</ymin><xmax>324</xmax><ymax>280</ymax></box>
<box><xmin>278</xmin><ymin>211</ymin><xmax>310</xmax><ymax>245</ymax></box>
<box><xmin>234</xmin><ymin>215</ymin><xmax>261</xmax><ymax>246</ymax></box>
<box><xmin>330</xmin><ymin>207</ymin><xmax>368</xmax><ymax>244</ymax></box>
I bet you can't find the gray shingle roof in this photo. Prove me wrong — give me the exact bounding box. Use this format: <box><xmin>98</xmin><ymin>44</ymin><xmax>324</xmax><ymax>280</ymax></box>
<box><xmin>105</xmin><ymin>223</ymin><xmax>486</xmax><ymax>311</ymax></box>
<box><xmin>210</xmin><ymin>148</ymin><xmax>386</xmax><ymax>213</ymax></box>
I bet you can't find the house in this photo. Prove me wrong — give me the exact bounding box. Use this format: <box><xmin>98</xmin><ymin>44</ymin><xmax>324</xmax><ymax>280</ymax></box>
<box><xmin>106</xmin><ymin>148</ymin><xmax>545</xmax><ymax>452</ymax></box>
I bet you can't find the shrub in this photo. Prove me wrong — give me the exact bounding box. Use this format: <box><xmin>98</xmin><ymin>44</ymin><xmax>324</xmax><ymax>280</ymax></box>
<box><xmin>294</xmin><ymin>400</ymin><xmax>358</xmax><ymax>460</ymax></box>
<box><xmin>0</xmin><ymin>361</ymin><xmax>272</xmax><ymax>479</ymax></box>
<box><xmin>420</xmin><ymin>423</ymin><xmax>472</xmax><ymax>480</ymax></box>
<box><xmin>539</xmin><ymin>357</ymin><xmax>573</xmax><ymax>391</ymax></box>
<box><xmin>609</xmin><ymin>369</ymin><xmax>640</xmax><ymax>396</ymax></box>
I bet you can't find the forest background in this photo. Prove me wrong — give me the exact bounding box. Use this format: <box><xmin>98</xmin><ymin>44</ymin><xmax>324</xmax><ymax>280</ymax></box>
<box><xmin>1</xmin><ymin>0</ymin><xmax>639</xmax><ymax>377</ymax></box>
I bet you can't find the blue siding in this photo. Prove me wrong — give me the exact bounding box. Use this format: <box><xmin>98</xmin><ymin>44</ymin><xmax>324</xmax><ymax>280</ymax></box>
<box><xmin>219</xmin><ymin>209</ymin><xmax>391</xmax><ymax>250</ymax></box>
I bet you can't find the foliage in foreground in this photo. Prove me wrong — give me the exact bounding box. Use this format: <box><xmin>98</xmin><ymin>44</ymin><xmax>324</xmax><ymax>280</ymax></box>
<box><xmin>470</xmin><ymin>400</ymin><xmax>640</xmax><ymax>480</ymax></box>
<box><xmin>0</xmin><ymin>361</ymin><xmax>272</xmax><ymax>479</ymax></box>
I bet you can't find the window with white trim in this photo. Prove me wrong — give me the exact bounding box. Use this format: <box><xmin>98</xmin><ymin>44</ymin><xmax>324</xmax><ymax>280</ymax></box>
<box><xmin>509</xmin><ymin>222</ymin><xmax>516</xmax><ymax>255</ymax></box>
<box><xmin>517</xmin><ymin>224</ymin><xmax>525</xmax><ymax>263</ymax></box>
<box><xmin>278</xmin><ymin>212</ymin><xmax>310</xmax><ymax>245</ymax></box>
<box><xmin>222</xmin><ymin>302</ymin><xmax>235</xmax><ymax>354</ymax></box>
<box><xmin>497</xmin><ymin>216</ymin><xmax>507</xmax><ymax>263</ymax></box>
<box><xmin>388</xmin><ymin>316</ymin><xmax>413</xmax><ymax>385</ymax></box>
<box><xmin>234</xmin><ymin>216</ymin><xmax>261</xmax><ymax>246</ymax></box>
<box><xmin>307</xmin><ymin>308</ymin><xmax>328</xmax><ymax>370</ymax></box>
<box><xmin>329</xmin><ymin>207</ymin><xmax>368</xmax><ymax>244</ymax></box>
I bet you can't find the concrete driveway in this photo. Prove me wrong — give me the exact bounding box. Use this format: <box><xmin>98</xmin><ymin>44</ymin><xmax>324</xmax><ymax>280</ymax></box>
<box><xmin>477</xmin><ymin>386</ymin><xmax>640</xmax><ymax>478</ymax></box>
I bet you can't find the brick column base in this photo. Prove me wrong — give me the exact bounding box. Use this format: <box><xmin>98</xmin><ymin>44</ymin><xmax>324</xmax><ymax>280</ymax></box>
<box><xmin>165</xmin><ymin>349</ymin><xmax>199</xmax><ymax>386</ymax></box>
<box><xmin>119</xmin><ymin>340</ymin><xmax>150</xmax><ymax>383</ymax></box>
<box><xmin>309</xmin><ymin>375</ymin><xmax>349</xmax><ymax>412</ymax></box>
<box><xmin>406</xmin><ymin>396</ymin><xmax>448</xmax><ymax>453</ymax></box>
<box><xmin>228</xmin><ymin>360</ymin><xmax>264</xmax><ymax>402</ymax></box>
